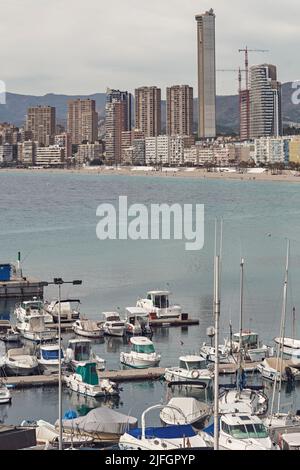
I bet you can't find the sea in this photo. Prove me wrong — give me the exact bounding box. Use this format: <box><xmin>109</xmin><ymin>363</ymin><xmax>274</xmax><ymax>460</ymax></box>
<box><xmin>1</xmin><ymin>170</ymin><xmax>300</xmax><ymax>427</ymax></box>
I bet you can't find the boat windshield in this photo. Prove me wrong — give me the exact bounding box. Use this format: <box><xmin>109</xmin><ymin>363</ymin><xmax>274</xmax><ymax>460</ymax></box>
<box><xmin>228</xmin><ymin>423</ymin><xmax>268</xmax><ymax>439</ymax></box>
<box><xmin>133</xmin><ymin>344</ymin><xmax>155</xmax><ymax>354</ymax></box>
<box><xmin>153</xmin><ymin>295</ymin><xmax>169</xmax><ymax>309</ymax></box>
<box><xmin>234</xmin><ymin>334</ymin><xmax>258</xmax><ymax>348</ymax></box>
<box><xmin>42</xmin><ymin>349</ymin><xmax>64</xmax><ymax>360</ymax></box>
<box><xmin>22</xmin><ymin>302</ymin><xmax>42</xmax><ymax>311</ymax></box>
<box><xmin>179</xmin><ymin>360</ymin><xmax>205</xmax><ymax>370</ymax></box>
<box><xmin>74</xmin><ymin>343</ymin><xmax>90</xmax><ymax>361</ymax></box>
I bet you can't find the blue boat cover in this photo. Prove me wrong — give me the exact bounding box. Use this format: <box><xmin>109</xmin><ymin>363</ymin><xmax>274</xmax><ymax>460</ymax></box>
<box><xmin>129</xmin><ymin>424</ymin><xmax>196</xmax><ymax>439</ymax></box>
<box><xmin>63</xmin><ymin>409</ymin><xmax>78</xmax><ymax>420</ymax></box>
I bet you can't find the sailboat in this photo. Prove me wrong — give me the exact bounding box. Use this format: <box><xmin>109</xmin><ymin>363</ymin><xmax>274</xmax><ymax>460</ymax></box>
<box><xmin>218</xmin><ymin>259</ymin><xmax>268</xmax><ymax>415</ymax></box>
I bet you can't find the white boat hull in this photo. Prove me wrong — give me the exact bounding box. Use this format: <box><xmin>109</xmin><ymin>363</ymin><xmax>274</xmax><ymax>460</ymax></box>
<box><xmin>73</xmin><ymin>327</ymin><xmax>104</xmax><ymax>339</ymax></box>
<box><xmin>120</xmin><ymin>352</ymin><xmax>161</xmax><ymax>369</ymax></box>
<box><xmin>164</xmin><ymin>368</ymin><xmax>213</xmax><ymax>387</ymax></box>
<box><xmin>65</xmin><ymin>375</ymin><xmax>119</xmax><ymax>398</ymax></box>
<box><xmin>5</xmin><ymin>362</ymin><xmax>39</xmax><ymax>376</ymax></box>
<box><xmin>104</xmin><ymin>327</ymin><xmax>125</xmax><ymax>337</ymax></box>
<box><xmin>119</xmin><ymin>433</ymin><xmax>208</xmax><ymax>450</ymax></box>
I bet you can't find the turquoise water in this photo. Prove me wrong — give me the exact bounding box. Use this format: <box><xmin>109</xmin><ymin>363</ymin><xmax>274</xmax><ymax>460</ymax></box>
<box><xmin>0</xmin><ymin>171</ymin><xmax>300</xmax><ymax>426</ymax></box>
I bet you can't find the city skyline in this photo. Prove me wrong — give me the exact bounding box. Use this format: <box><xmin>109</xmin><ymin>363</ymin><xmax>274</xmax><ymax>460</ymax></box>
<box><xmin>0</xmin><ymin>0</ymin><xmax>299</xmax><ymax>97</ymax></box>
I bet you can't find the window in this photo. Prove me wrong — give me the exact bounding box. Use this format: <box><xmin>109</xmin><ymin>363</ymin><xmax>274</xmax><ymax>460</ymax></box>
<box><xmin>133</xmin><ymin>344</ymin><xmax>155</xmax><ymax>354</ymax></box>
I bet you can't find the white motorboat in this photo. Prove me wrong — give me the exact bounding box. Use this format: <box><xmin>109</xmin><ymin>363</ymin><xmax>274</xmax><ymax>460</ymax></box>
<box><xmin>136</xmin><ymin>291</ymin><xmax>182</xmax><ymax>319</ymax></box>
<box><xmin>119</xmin><ymin>404</ymin><xmax>210</xmax><ymax>450</ymax></box>
<box><xmin>278</xmin><ymin>432</ymin><xmax>300</xmax><ymax>450</ymax></box>
<box><xmin>4</xmin><ymin>347</ymin><xmax>39</xmax><ymax>376</ymax></box>
<box><xmin>257</xmin><ymin>357</ymin><xmax>300</xmax><ymax>382</ymax></box>
<box><xmin>201</xmin><ymin>413</ymin><xmax>277</xmax><ymax>450</ymax></box>
<box><xmin>199</xmin><ymin>343</ymin><xmax>236</xmax><ymax>364</ymax></box>
<box><xmin>44</xmin><ymin>299</ymin><xmax>80</xmax><ymax>323</ymax></box>
<box><xmin>14</xmin><ymin>299</ymin><xmax>53</xmax><ymax>324</ymax></box>
<box><xmin>164</xmin><ymin>355</ymin><xmax>214</xmax><ymax>388</ymax></box>
<box><xmin>37</xmin><ymin>344</ymin><xmax>65</xmax><ymax>372</ymax></box>
<box><xmin>124</xmin><ymin>307</ymin><xmax>150</xmax><ymax>335</ymax></box>
<box><xmin>231</xmin><ymin>331</ymin><xmax>273</xmax><ymax>362</ymax></box>
<box><xmin>160</xmin><ymin>397</ymin><xmax>210</xmax><ymax>428</ymax></box>
<box><xmin>64</xmin><ymin>362</ymin><xmax>119</xmax><ymax>398</ymax></box>
<box><xmin>274</xmin><ymin>337</ymin><xmax>300</xmax><ymax>367</ymax></box>
<box><xmin>219</xmin><ymin>386</ymin><xmax>268</xmax><ymax>416</ymax></box>
<box><xmin>120</xmin><ymin>337</ymin><xmax>161</xmax><ymax>369</ymax></box>
<box><xmin>16</xmin><ymin>315</ymin><xmax>57</xmax><ymax>343</ymax></box>
<box><xmin>102</xmin><ymin>312</ymin><xmax>126</xmax><ymax>337</ymax></box>
<box><xmin>65</xmin><ymin>339</ymin><xmax>105</xmax><ymax>371</ymax></box>
<box><xmin>0</xmin><ymin>320</ymin><xmax>20</xmax><ymax>343</ymax></box>
<box><xmin>72</xmin><ymin>319</ymin><xmax>104</xmax><ymax>339</ymax></box>
<box><xmin>0</xmin><ymin>381</ymin><xmax>11</xmax><ymax>404</ymax></box>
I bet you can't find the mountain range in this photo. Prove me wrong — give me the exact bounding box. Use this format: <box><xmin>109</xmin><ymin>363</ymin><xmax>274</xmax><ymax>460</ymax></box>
<box><xmin>0</xmin><ymin>82</ymin><xmax>298</xmax><ymax>134</ymax></box>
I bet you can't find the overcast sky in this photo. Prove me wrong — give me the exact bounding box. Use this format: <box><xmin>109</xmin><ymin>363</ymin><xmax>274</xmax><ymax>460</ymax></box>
<box><xmin>1</xmin><ymin>0</ymin><xmax>299</xmax><ymax>97</ymax></box>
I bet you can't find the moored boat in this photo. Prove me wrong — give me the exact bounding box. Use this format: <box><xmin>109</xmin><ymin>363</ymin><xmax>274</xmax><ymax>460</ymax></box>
<box><xmin>64</xmin><ymin>362</ymin><xmax>119</xmax><ymax>398</ymax></box>
<box><xmin>16</xmin><ymin>315</ymin><xmax>57</xmax><ymax>343</ymax></box>
<box><xmin>72</xmin><ymin>319</ymin><xmax>104</xmax><ymax>339</ymax></box>
<box><xmin>65</xmin><ymin>338</ymin><xmax>105</xmax><ymax>371</ymax></box>
<box><xmin>44</xmin><ymin>299</ymin><xmax>80</xmax><ymax>323</ymax></box>
<box><xmin>0</xmin><ymin>320</ymin><xmax>20</xmax><ymax>343</ymax></box>
<box><xmin>37</xmin><ymin>343</ymin><xmax>65</xmax><ymax>372</ymax></box>
<box><xmin>0</xmin><ymin>381</ymin><xmax>11</xmax><ymax>404</ymax></box>
<box><xmin>136</xmin><ymin>291</ymin><xmax>182</xmax><ymax>319</ymax></box>
<box><xmin>102</xmin><ymin>312</ymin><xmax>126</xmax><ymax>337</ymax></box>
<box><xmin>4</xmin><ymin>347</ymin><xmax>39</xmax><ymax>376</ymax></box>
<box><xmin>120</xmin><ymin>336</ymin><xmax>161</xmax><ymax>369</ymax></box>
<box><xmin>14</xmin><ymin>298</ymin><xmax>53</xmax><ymax>324</ymax></box>
<box><xmin>160</xmin><ymin>397</ymin><xmax>210</xmax><ymax>428</ymax></box>
<box><xmin>165</xmin><ymin>355</ymin><xmax>213</xmax><ymax>388</ymax></box>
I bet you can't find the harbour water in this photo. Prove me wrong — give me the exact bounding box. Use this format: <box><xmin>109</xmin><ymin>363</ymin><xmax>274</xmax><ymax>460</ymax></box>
<box><xmin>1</xmin><ymin>171</ymin><xmax>300</xmax><ymax>427</ymax></box>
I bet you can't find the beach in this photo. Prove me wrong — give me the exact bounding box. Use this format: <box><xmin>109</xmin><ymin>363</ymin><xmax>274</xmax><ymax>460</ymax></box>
<box><xmin>1</xmin><ymin>166</ymin><xmax>300</xmax><ymax>183</ymax></box>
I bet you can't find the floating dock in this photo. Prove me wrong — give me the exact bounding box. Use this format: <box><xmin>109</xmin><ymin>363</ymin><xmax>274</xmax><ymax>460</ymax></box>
<box><xmin>149</xmin><ymin>318</ymin><xmax>199</xmax><ymax>327</ymax></box>
<box><xmin>0</xmin><ymin>278</ymin><xmax>45</xmax><ymax>299</ymax></box>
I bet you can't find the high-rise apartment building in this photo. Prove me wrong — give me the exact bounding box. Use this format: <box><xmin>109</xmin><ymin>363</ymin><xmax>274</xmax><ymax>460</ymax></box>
<box><xmin>135</xmin><ymin>87</ymin><xmax>161</xmax><ymax>137</ymax></box>
<box><xmin>166</xmin><ymin>85</ymin><xmax>193</xmax><ymax>136</ymax></box>
<box><xmin>240</xmin><ymin>89</ymin><xmax>250</xmax><ymax>141</ymax></box>
<box><xmin>26</xmin><ymin>106</ymin><xmax>56</xmax><ymax>146</ymax></box>
<box><xmin>105</xmin><ymin>89</ymin><xmax>132</xmax><ymax>164</ymax></box>
<box><xmin>195</xmin><ymin>9</ymin><xmax>216</xmax><ymax>138</ymax></box>
<box><xmin>250</xmin><ymin>64</ymin><xmax>282</xmax><ymax>139</ymax></box>
<box><xmin>67</xmin><ymin>99</ymin><xmax>98</xmax><ymax>145</ymax></box>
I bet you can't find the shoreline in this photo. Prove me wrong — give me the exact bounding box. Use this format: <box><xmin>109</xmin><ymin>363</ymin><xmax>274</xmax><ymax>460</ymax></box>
<box><xmin>1</xmin><ymin>166</ymin><xmax>300</xmax><ymax>183</ymax></box>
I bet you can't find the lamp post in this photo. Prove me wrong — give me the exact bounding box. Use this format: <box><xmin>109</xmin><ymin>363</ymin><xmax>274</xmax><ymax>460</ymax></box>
<box><xmin>44</xmin><ymin>278</ymin><xmax>82</xmax><ymax>450</ymax></box>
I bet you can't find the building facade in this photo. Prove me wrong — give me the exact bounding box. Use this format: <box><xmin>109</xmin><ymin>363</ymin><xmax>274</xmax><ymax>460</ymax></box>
<box><xmin>67</xmin><ymin>99</ymin><xmax>98</xmax><ymax>145</ymax></box>
<box><xmin>105</xmin><ymin>89</ymin><xmax>132</xmax><ymax>164</ymax></box>
<box><xmin>26</xmin><ymin>106</ymin><xmax>56</xmax><ymax>146</ymax></box>
<box><xmin>250</xmin><ymin>64</ymin><xmax>282</xmax><ymax>139</ymax></box>
<box><xmin>166</xmin><ymin>85</ymin><xmax>193</xmax><ymax>136</ymax></box>
<box><xmin>195</xmin><ymin>9</ymin><xmax>216</xmax><ymax>138</ymax></box>
<box><xmin>135</xmin><ymin>87</ymin><xmax>161</xmax><ymax>137</ymax></box>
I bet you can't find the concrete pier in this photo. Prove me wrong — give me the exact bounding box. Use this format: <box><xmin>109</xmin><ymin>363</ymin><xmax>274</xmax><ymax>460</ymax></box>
<box><xmin>0</xmin><ymin>278</ymin><xmax>45</xmax><ymax>299</ymax></box>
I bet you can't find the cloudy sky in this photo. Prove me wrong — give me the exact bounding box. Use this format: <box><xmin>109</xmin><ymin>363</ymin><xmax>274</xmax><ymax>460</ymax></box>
<box><xmin>1</xmin><ymin>0</ymin><xmax>299</xmax><ymax>97</ymax></box>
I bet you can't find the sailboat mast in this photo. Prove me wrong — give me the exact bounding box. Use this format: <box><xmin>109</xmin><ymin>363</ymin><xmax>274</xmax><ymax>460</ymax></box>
<box><xmin>213</xmin><ymin>255</ymin><xmax>220</xmax><ymax>451</ymax></box>
<box><xmin>238</xmin><ymin>258</ymin><xmax>245</xmax><ymax>376</ymax></box>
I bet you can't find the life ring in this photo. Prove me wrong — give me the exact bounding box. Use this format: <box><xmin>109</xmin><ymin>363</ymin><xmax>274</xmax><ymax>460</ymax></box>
<box><xmin>191</xmin><ymin>370</ymin><xmax>200</xmax><ymax>379</ymax></box>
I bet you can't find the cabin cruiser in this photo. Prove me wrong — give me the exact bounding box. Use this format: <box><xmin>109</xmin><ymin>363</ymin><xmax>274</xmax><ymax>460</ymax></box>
<box><xmin>64</xmin><ymin>362</ymin><xmax>119</xmax><ymax>398</ymax></box>
<box><xmin>201</xmin><ymin>414</ymin><xmax>277</xmax><ymax>450</ymax></box>
<box><xmin>4</xmin><ymin>347</ymin><xmax>39</xmax><ymax>376</ymax></box>
<box><xmin>0</xmin><ymin>381</ymin><xmax>11</xmax><ymax>404</ymax></box>
<box><xmin>164</xmin><ymin>355</ymin><xmax>213</xmax><ymax>388</ymax></box>
<box><xmin>257</xmin><ymin>358</ymin><xmax>300</xmax><ymax>382</ymax></box>
<box><xmin>231</xmin><ymin>331</ymin><xmax>273</xmax><ymax>362</ymax></box>
<box><xmin>119</xmin><ymin>404</ymin><xmax>210</xmax><ymax>450</ymax></box>
<box><xmin>65</xmin><ymin>339</ymin><xmax>105</xmax><ymax>371</ymax></box>
<box><xmin>199</xmin><ymin>343</ymin><xmax>236</xmax><ymax>364</ymax></box>
<box><xmin>136</xmin><ymin>291</ymin><xmax>182</xmax><ymax>319</ymax></box>
<box><xmin>274</xmin><ymin>337</ymin><xmax>300</xmax><ymax>367</ymax></box>
<box><xmin>160</xmin><ymin>398</ymin><xmax>210</xmax><ymax>428</ymax></box>
<box><xmin>37</xmin><ymin>344</ymin><xmax>65</xmax><ymax>372</ymax></box>
<box><xmin>72</xmin><ymin>319</ymin><xmax>104</xmax><ymax>339</ymax></box>
<box><xmin>124</xmin><ymin>307</ymin><xmax>150</xmax><ymax>335</ymax></box>
<box><xmin>0</xmin><ymin>320</ymin><xmax>20</xmax><ymax>343</ymax></box>
<box><xmin>102</xmin><ymin>312</ymin><xmax>126</xmax><ymax>337</ymax></box>
<box><xmin>44</xmin><ymin>299</ymin><xmax>80</xmax><ymax>323</ymax></box>
<box><xmin>15</xmin><ymin>299</ymin><xmax>53</xmax><ymax>324</ymax></box>
<box><xmin>120</xmin><ymin>337</ymin><xmax>161</xmax><ymax>369</ymax></box>
<box><xmin>16</xmin><ymin>315</ymin><xmax>57</xmax><ymax>343</ymax></box>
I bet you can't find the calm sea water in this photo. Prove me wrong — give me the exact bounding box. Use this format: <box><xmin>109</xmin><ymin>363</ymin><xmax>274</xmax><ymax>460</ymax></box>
<box><xmin>1</xmin><ymin>171</ymin><xmax>300</xmax><ymax>427</ymax></box>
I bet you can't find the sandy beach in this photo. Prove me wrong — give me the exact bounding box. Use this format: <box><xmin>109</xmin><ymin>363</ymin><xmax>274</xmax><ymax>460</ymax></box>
<box><xmin>1</xmin><ymin>166</ymin><xmax>300</xmax><ymax>183</ymax></box>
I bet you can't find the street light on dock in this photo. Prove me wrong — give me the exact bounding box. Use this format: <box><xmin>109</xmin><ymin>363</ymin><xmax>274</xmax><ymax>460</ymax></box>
<box><xmin>44</xmin><ymin>278</ymin><xmax>82</xmax><ymax>450</ymax></box>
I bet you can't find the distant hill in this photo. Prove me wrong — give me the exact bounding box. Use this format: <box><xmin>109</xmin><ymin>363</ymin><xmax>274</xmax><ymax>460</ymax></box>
<box><xmin>0</xmin><ymin>82</ymin><xmax>297</xmax><ymax>134</ymax></box>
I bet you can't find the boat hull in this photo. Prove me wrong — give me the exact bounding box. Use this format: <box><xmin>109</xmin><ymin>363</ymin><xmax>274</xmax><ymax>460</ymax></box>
<box><xmin>120</xmin><ymin>352</ymin><xmax>161</xmax><ymax>369</ymax></box>
<box><xmin>73</xmin><ymin>327</ymin><xmax>104</xmax><ymax>339</ymax></box>
<box><xmin>164</xmin><ymin>368</ymin><xmax>213</xmax><ymax>387</ymax></box>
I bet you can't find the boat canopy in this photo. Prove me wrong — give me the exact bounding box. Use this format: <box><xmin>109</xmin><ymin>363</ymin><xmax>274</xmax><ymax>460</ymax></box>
<box><xmin>76</xmin><ymin>362</ymin><xmax>98</xmax><ymax>385</ymax></box>
<box><xmin>129</xmin><ymin>424</ymin><xmax>196</xmax><ymax>439</ymax></box>
<box><xmin>58</xmin><ymin>407</ymin><xmax>137</xmax><ymax>434</ymax></box>
<box><xmin>179</xmin><ymin>355</ymin><xmax>206</xmax><ymax>370</ymax></box>
<box><xmin>41</xmin><ymin>347</ymin><xmax>63</xmax><ymax>360</ymax></box>
<box><xmin>126</xmin><ymin>307</ymin><xmax>148</xmax><ymax>317</ymax></box>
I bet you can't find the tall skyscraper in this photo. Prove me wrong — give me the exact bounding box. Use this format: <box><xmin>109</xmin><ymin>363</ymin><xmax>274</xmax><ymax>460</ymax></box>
<box><xmin>250</xmin><ymin>64</ymin><xmax>282</xmax><ymax>138</ymax></box>
<box><xmin>239</xmin><ymin>89</ymin><xmax>250</xmax><ymax>141</ymax></box>
<box><xmin>105</xmin><ymin>89</ymin><xmax>132</xmax><ymax>164</ymax></box>
<box><xmin>195</xmin><ymin>9</ymin><xmax>216</xmax><ymax>138</ymax></box>
<box><xmin>26</xmin><ymin>106</ymin><xmax>56</xmax><ymax>146</ymax></box>
<box><xmin>135</xmin><ymin>86</ymin><xmax>161</xmax><ymax>137</ymax></box>
<box><xmin>67</xmin><ymin>99</ymin><xmax>98</xmax><ymax>145</ymax></box>
<box><xmin>166</xmin><ymin>85</ymin><xmax>193</xmax><ymax>136</ymax></box>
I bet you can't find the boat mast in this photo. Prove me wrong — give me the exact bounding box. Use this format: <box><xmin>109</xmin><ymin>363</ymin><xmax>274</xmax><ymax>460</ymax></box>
<box><xmin>270</xmin><ymin>239</ymin><xmax>290</xmax><ymax>419</ymax></box>
<box><xmin>213</xmin><ymin>255</ymin><xmax>220</xmax><ymax>451</ymax></box>
<box><xmin>237</xmin><ymin>258</ymin><xmax>245</xmax><ymax>393</ymax></box>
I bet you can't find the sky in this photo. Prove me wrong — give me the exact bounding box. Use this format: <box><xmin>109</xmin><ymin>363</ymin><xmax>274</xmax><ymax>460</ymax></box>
<box><xmin>1</xmin><ymin>0</ymin><xmax>300</xmax><ymax>97</ymax></box>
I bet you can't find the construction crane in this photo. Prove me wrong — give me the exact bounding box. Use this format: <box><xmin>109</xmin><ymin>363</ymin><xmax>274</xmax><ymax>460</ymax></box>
<box><xmin>238</xmin><ymin>46</ymin><xmax>269</xmax><ymax>90</ymax></box>
<box><xmin>217</xmin><ymin>69</ymin><xmax>245</xmax><ymax>94</ymax></box>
